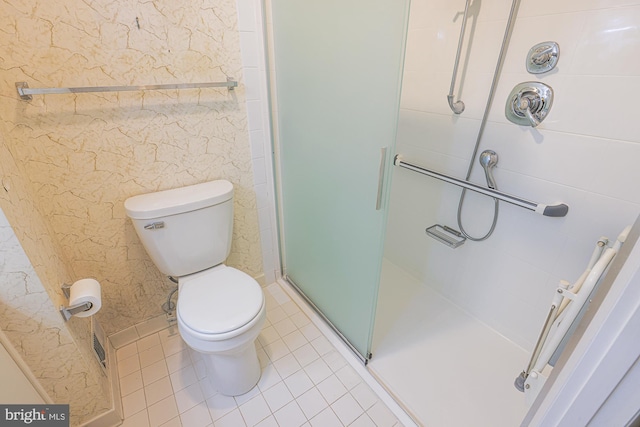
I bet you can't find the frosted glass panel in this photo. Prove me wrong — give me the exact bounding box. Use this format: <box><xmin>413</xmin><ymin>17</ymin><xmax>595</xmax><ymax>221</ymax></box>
<box><xmin>272</xmin><ymin>0</ymin><xmax>409</xmax><ymax>358</ymax></box>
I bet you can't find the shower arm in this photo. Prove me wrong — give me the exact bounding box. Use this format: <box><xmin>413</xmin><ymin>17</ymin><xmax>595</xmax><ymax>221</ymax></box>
<box><xmin>447</xmin><ymin>0</ymin><xmax>472</xmax><ymax>114</ymax></box>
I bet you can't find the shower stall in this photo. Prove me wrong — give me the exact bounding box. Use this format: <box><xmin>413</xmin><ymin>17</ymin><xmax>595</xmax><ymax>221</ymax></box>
<box><xmin>269</xmin><ymin>0</ymin><xmax>640</xmax><ymax>425</ymax></box>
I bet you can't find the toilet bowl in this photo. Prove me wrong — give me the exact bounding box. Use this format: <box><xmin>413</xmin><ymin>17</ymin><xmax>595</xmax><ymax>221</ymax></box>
<box><xmin>176</xmin><ymin>265</ymin><xmax>266</xmax><ymax>395</ymax></box>
<box><xmin>124</xmin><ymin>179</ymin><xmax>266</xmax><ymax>396</ymax></box>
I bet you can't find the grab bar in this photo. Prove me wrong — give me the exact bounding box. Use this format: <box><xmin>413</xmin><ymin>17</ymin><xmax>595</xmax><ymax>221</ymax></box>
<box><xmin>447</xmin><ymin>0</ymin><xmax>472</xmax><ymax>114</ymax></box>
<box><xmin>15</xmin><ymin>78</ymin><xmax>237</xmax><ymax>101</ymax></box>
<box><xmin>394</xmin><ymin>155</ymin><xmax>569</xmax><ymax>217</ymax></box>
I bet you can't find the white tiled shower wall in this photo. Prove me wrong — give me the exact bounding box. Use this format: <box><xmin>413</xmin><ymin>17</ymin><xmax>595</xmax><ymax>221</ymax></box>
<box><xmin>384</xmin><ymin>0</ymin><xmax>640</xmax><ymax>350</ymax></box>
<box><xmin>235</xmin><ymin>0</ymin><xmax>280</xmax><ymax>286</ymax></box>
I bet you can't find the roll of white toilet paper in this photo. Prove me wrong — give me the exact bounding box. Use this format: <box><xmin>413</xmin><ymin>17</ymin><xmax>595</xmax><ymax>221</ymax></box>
<box><xmin>69</xmin><ymin>278</ymin><xmax>102</xmax><ymax>317</ymax></box>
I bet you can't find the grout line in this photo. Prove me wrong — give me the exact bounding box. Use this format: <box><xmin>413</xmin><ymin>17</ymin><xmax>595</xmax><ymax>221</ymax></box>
<box><xmin>275</xmin><ymin>279</ymin><xmax>418</xmax><ymax>427</ymax></box>
<box><xmin>114</xmin><ymin>281</ymin><xmax>410</xmax><ymax>427</ymax></box>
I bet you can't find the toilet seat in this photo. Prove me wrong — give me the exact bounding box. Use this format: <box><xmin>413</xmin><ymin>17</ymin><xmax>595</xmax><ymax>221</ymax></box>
<box><xmin>177</xmin><ymin>265</ymin><xmax>264</xmax><ymax>340</ymax></box>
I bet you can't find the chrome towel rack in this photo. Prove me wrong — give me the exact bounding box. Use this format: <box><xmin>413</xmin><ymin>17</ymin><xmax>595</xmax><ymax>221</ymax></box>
<box><xmin>394</xmin><ymin>155</ymin><xmax>569</xmax><ymax>217</ymax></box>
<box><xmin>15</xmin><ymin>78</ymin><xmax>237</xmax><ymax>101</ymax></box>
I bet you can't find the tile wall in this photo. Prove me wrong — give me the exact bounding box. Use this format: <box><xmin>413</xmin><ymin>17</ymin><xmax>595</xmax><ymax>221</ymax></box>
<box><xmin>235</xmin><ymin>0</ymin><xmax>281</xmax><ymax>286</ymax></box>
<box><xmin>384</xmin><ymin>0</ymin><xmax>640</xmax><ymax>349</ymax></box>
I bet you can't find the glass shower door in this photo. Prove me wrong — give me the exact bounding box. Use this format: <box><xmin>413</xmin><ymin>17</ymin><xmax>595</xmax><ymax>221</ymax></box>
<box><xmin>271</xmin><ymin>0</ymin><xmax>409</xmax><ymax>360</ymax></box>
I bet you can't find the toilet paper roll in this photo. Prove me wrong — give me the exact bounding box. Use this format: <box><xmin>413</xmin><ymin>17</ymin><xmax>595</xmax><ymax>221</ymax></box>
<box><xmin>69</xmin><ymin>278</ymin><xmax>102</xmax><ymax>318</ymax></box>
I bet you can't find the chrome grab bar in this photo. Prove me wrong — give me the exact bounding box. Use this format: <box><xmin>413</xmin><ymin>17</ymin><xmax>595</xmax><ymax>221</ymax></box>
<box><xmin>394</xmin><ymin>155</ymin><xmax>569</xmax><ymax>217</ymax></box>
<box><xmin>15</xmin><ymin>78</ymin><xmax>237</xmax><ymax>101</ymax></box>
<box><xmin>447</xmin><ymin>0</ymin><xmax>472</xmax><ymax>114</ymax></box>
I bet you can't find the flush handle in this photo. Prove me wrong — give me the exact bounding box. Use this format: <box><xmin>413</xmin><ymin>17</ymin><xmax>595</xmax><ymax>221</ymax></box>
<box><xmin>144</xmin><ymin>221</ymin><xmax>165</xmax><ymax>230</ymax></box>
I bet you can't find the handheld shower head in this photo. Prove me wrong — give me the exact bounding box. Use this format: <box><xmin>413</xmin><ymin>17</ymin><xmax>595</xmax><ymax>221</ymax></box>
<box><xmin>479</xmin><ymin>150</ymin><xmax>499</xmax><ymax>189</ymax></box>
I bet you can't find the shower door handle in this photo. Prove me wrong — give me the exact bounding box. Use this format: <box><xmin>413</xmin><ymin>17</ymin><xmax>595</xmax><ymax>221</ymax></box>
<box><xmin>376</xmin><ymin>147</ymin><xmax>388</xmax><ymax>210</ymax></box>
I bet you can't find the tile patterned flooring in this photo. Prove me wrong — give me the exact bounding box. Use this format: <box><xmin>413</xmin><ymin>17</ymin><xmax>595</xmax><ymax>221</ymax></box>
<box><xmin>116</xmin><ymin>283</ymin><xmax>403</xmax><ymax>427</ymax></box>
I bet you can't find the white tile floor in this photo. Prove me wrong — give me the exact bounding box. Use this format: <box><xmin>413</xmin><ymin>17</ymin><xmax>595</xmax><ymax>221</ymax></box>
<box><xmin>116</xmin><ymin>283</ymin><xmax>403</xmax><ymax>427</ymax></box>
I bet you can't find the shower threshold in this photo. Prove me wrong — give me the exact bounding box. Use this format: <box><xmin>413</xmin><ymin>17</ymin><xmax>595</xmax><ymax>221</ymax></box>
<box><xmin>369</xmin><ymin>260</ymin><xmax>529</xmax><ymax>427</ymax></box>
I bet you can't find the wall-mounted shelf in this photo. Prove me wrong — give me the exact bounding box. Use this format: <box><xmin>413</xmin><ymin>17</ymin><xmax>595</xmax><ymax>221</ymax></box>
<box><xmin>15</xmin><ymin>78</ymin><xmax>237</xmax><ymax>101</ymax></box>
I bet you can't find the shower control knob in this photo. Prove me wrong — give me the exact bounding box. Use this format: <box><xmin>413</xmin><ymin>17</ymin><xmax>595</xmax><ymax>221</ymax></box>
<box><xmin>526</xmin><ymin>42</ymin><xmax>560</xmax><ymax>74</ymax></box>
<box><xmin>505</xmin><ymin>82</ymin><xmax>554</xmax><ymax>128</ymax></box>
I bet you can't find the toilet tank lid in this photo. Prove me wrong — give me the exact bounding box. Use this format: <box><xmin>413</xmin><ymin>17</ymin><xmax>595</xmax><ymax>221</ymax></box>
<box><xmin>124</xmin><ymin>180</ymin><xmax>233</xmax><ymax>220</ymax></box>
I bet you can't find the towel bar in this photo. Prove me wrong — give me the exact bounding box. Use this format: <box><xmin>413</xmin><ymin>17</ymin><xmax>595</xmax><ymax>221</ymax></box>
<box><xmin>16</xmin><ymin>78</ymin><xmax>237</xmax><ymax>101</ymax></box>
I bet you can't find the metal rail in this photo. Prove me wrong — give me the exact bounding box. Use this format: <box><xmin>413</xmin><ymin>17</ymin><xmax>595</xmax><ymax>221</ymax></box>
<box><xmin>394</xmin><ymin>155</ymin><xmax>568</xmax><ymax>217</ymax></box>
<box><xmin>447</xmin><ymin>0</ymin><xmax>472</xmax><ymax>114</ymax></box>
<box><xmin>15</xmin><ymin>78</ymin><xmax>237</xmax><ymax>100</ymax></box>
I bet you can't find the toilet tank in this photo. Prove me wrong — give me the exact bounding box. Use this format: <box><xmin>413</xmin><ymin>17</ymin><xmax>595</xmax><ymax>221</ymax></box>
<box><xmin>124</xmin><ymin>180</ymin><xmax>234</xmax><ymax>277</ymax></box>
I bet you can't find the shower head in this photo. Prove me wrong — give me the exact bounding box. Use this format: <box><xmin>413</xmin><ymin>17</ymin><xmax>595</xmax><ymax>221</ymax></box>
<box><xmin>479</xmin><ymin>150</ymin><xmax>499</xmax><ymax>189</ymax></box>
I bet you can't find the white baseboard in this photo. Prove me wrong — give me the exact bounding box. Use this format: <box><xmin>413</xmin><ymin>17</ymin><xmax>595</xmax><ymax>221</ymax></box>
<box><xmin>108</xmin><ymin>313</ymin><xmax>171</xmax><ymax>349</ymax></box>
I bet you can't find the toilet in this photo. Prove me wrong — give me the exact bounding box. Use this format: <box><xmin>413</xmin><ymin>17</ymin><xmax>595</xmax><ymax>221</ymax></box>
<box><xmin>124</xmin><ymin>179</ymin><xmax>266</xmax><ymax>396</ymax></box>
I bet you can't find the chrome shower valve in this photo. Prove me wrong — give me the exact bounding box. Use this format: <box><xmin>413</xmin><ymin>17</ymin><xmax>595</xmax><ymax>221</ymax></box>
<box><xmin>527</xmin><ymin>42</ymin><xmax>560</xmax><ymax>74</ymax></box>
<box><xmin>505</xmin><ymin>82</ymin><xmax>554</xmax><ymax>127</ymax></box>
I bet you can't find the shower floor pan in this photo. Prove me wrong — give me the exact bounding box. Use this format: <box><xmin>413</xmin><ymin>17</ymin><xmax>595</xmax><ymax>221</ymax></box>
<box><xmin>369</xmin><ymin>260</ymin><xmax>529</xmax><ymax>427</ymax></box>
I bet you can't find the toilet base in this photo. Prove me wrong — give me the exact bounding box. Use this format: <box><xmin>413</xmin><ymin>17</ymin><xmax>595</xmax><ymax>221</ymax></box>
<box><xmin>201</xmin><ymin>341</ymin><xmax>261</xmax><ymax>396</ymax></box>
<box><xmin>177</xmin><ymin>292</ymin><xmax>266</xmax><ymax>397</ymax></box>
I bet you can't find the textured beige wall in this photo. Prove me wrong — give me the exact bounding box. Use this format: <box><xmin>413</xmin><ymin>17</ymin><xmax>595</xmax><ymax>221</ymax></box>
<box><xmin>0</xmin><ymin>133</ymin><xmax>110</xmax><ymax>425</ymax></box>
<box><xmin>0</xmin><ymin>0</ymin><xmax>262</xmax><ymax>335</ymax></box>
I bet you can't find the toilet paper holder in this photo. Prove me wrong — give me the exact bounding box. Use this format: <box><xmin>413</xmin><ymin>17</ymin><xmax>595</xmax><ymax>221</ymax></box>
<box><xmin>59</xmin><ymin>283</ymin><xmax>94</xmax><ymax>321</ymax></box>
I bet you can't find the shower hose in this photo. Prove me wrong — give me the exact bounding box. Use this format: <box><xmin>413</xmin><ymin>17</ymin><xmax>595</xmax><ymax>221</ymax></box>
<box><xmin>455</xmin><ymin>0</ymin><xmax>520</xmax><ymax>241</ymax></box>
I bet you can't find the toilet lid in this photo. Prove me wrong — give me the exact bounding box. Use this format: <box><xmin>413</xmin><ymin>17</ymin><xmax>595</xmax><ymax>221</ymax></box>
<box><xmin>178</xmin><ymin>267</ymin><xmax>263</xmax><ymax>335</ymax></box>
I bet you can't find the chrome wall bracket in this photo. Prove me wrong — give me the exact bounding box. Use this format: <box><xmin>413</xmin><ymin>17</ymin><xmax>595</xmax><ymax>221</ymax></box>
<box><xmin>59</xmin><ymin>283</ymin><xmax>93</xmax><ymax>322</ymax></box>
<box><xmin>505</xmin><ymin>82</ymin><xmax>554</xmax><ymax>127</ymax></box>
<box><xmin>526</xmin><ymin>42</ymin><xmax>560</xmax><ymax>74</ymax></box>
